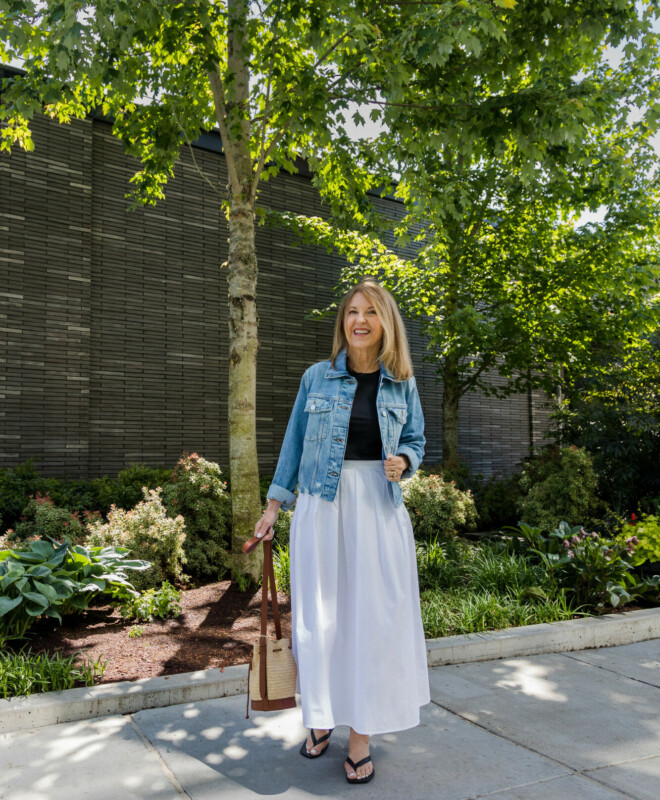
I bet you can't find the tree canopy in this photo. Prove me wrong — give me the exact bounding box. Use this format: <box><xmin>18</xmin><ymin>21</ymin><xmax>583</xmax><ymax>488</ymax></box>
<box><xmin>279</xmin><ymin>0</ymin><xmax>660</xmax><ymax>468</ymax></box>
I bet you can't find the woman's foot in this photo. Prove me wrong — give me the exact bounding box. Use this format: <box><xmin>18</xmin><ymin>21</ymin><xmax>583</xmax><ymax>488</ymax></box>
<box><xmin>344</xmin><ymin>729</ymin><xmax>374</xmax><ymax>781</ymax></box>
<box><xmin>303</xmin><ymin>728</ymin><xmax>332</xmax><ymax>757</ymax></box>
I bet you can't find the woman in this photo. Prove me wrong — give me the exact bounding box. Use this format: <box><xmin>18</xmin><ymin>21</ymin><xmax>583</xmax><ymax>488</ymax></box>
<box><xmin>253</xmin><ymin>279</ymin><xmax>430</xmax><ymax>784</ymax></box>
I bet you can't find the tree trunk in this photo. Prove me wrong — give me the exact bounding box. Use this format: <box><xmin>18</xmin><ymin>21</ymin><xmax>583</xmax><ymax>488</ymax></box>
<box><xmin>223</xmin><ymin>0</ymin><xmax>262</xmax><ymax>581</ymax></box>
<box><xmin>226</xmin><ymin>196</ymin><xmax>263</xmax><ymax>581</ymax></box>
<box><xmin>442</xmin><ymin>352</ymin><xmax>461</xmax><ymax>471</ymax></box>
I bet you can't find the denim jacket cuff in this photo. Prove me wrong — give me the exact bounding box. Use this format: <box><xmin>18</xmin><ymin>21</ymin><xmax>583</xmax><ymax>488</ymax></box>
<box><xmin>266</xmin><ymin>483</ymin><xmax>297</xmax><ymax>512</ymax></box>
<box><xmin>397</xmin><ymin>446</ymin><xmax>420</xmax><ymax>480</ymax></box>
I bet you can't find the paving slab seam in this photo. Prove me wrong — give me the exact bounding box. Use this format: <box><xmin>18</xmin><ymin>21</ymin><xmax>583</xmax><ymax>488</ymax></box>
<box><xmin>127</xmin><ymin>713</ymin><xmax>192</xmax><ymax>799</ymax></box>
<box><xmin>561</xmin><ymin>651</ymin><xmax>660</xmax><ymax>691</ymax></box>
<box><xmin>468</xmin><ymin>773</ymin><xmax>635</xmax><ymax>800</ymax></box>
<box><xmin>428</xmin><ymin>698</ymin><xmax>640</xmax><ymax>800</ymax></box>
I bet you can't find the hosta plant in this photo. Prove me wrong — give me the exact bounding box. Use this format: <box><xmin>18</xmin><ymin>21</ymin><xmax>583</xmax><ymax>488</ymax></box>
<box><xmin>0</xmin><ymin>537</ymin><xmax>149</xmax><ymax>640</ymax></box>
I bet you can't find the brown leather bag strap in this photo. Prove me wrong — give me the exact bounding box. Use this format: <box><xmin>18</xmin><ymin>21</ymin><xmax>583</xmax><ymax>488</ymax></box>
<box><xmin>260</xmin><ymin>539</ymin><xmax>271</xmax><ymax>638</ymax></box>
<box><xmin>259</xmin><ymin>539</ymin><xmax>283</xmax><ymax>640</ymax></box>
<box><xmin>268</xmin><ymin>542</ymin><xmax>283</xmax><ymax>640</ymax></box>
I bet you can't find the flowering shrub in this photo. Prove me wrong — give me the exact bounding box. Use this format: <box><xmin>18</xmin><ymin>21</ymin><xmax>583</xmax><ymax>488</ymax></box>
<box><xmin>512</xmin><ymin>520</ymin><xmax>660</xmax><ymax>609</ymax></box>
<box><xmin>0</xmin><ymin>459</ymin><xmax>172</xmax><ymax>534</ymax></box>
<box><xmin>5</xmin><ymin>493</ymin><xmax>102</xmax><ymax>548</ymax></box>
<box><xmin>85</xmin><ymin>487</ymin><xmax>186</xmax><ymax>590</ymax></box>
<box><xmin>403</xmin><ymin>472</ymin><xmax>477</xmax><ymax>540</ymax></box>
<box><xmin>625</xmin><ymin>514</ymin><xmax>660</xmax><ymax>565</ymax></box>
<box><xmin>159</xmin><ymin>452</ymin><xmax>232</xmax><ymax>583</ymax></box>
<box><xmin>518</xmin><ymin>446</ymin><xmax>600</xmax><ymax>532</ymax></box>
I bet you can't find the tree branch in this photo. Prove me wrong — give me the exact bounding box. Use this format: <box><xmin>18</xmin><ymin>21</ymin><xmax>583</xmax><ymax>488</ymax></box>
<box><xmin>169</xmin><ymin>102</ymin><xmax>224</xmax><ymax>200</ymax></box>
<box><xmin>458</xmin><ymin>357</ymin><xmax>494</xmax><ymax>396</ymax></box>
<box><xmin>250</xmin><ymin>52</ymin><xmax>275</xmax><ymax>202</ymax></box>
<box><xmin>207</xmin><ymin>65</ymin><xmax>242</xmax><ymax>195</ymax></box>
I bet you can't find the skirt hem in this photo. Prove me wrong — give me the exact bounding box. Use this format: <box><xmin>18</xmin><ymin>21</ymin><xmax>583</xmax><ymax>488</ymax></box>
<box><xmin>301</xmin><ymin>696</ymin><xmax>431</xmax><ymax>736</ymax></box>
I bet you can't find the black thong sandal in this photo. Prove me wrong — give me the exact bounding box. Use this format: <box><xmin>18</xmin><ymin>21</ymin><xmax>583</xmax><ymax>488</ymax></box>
<box><xmin>345</xmin><ymin>754</ymin><xmax>375</xmax><ymax>784</ymax></box>
<box><xmin>299</xmin><ymin>728</ymin><xmax>334</xmax><ymax>759</ymax></box>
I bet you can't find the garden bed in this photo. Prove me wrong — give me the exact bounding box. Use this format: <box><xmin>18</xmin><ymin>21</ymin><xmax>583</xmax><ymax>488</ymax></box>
<box><xmin>6</xmin><ymin>577</ymin><xmax>656</xmax><ymax>689</ymax></box>
<box><xmin>19</xmin><ymin>581</ymin><xmax>291</xmax><ymax>685</ymax></box>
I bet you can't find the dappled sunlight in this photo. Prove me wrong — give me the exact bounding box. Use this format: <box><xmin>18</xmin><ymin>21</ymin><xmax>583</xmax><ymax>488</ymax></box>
<box><xmin>242</xmin><ymin>705</ymin><xmax>303</xmax><ymax>751</ymax></box>
<box><xmin>492</xmin><ymin>659</ymin><xmax>568</xmax><ymax>702</ymax></box>
<box><xmin>222</xmin><ymin>743</ymin><xmax>250</xmax><ymax>760</ymax></box>
<box><xmin>200</xmin><ymin>725</ymin><xmax>225</xmax><ymax>740</ymax></box>
<box><xmin>1</xmin><ymin>715</ymin><xmax>172</xmax><ymax>800</ymax></box>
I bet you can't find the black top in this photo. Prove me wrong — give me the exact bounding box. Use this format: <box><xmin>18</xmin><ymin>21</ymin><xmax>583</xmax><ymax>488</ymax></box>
<box><xmin>344</xmin><ymin>366</ymin><xmax>383</xmax><ymax>460</ymax></box>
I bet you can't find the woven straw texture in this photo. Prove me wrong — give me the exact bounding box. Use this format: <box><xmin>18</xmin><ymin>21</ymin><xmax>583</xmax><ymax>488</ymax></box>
<box><xmin>249</xmin><ymin>637</ymin><xmax>297</xmax><ymax>701</ymax></box>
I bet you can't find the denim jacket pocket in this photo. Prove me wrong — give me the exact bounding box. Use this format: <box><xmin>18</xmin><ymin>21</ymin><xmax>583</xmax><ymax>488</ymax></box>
<box><xmin>304</xmin><ymin>395</ymin><xmax>333</xmax><ymax>441</ymax></box>
<box><xmin>383</xmin><ymin>404</ymin><xmax>408</xmax><ymax>449</ymax></box>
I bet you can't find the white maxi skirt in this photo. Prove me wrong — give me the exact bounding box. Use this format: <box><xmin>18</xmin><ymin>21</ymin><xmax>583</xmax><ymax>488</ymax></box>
<box><xmin>289</xmin><ymin>459</ymin><xmax>431</xmax><ymax>735</ymax></box>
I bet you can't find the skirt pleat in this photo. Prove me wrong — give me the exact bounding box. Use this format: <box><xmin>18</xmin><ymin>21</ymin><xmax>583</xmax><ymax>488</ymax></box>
<box><xmin>289</xmin><ymin>459</ymin><xmax>431</xmax><ymax>735</ymax></box>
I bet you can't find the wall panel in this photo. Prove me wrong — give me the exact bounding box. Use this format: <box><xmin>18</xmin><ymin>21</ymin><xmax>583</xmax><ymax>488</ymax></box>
<box><xmin>0</xmin><ymin>106</ymin><xmax>553</xmax><ymax>481</ymax></box>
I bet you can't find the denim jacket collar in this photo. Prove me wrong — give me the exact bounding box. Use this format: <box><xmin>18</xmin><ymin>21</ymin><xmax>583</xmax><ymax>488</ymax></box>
<box><xmin>324</xmin><ymin>347</ymin><xmax>400</xmax><ymax>382</ymax></box>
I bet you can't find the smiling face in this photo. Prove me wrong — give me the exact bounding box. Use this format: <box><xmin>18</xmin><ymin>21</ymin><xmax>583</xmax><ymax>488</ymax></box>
<box><xmin>343</xmin><ymin>291</ymin><xmax>384</xmax><ymax>354</ymax></box>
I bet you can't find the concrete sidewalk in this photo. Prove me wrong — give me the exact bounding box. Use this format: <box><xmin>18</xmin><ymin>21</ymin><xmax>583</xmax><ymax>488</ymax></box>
<box><xmin>1</xmin><ymin>639</ymin><xmax>659</xmax><ymax>800</ymax></box>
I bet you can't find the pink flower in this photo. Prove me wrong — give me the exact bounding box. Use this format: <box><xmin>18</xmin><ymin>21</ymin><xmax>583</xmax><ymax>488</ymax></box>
<box><xmin>567</xmin><ymin>550</ymin><xmax>575</xmax><ymax>558</ymax></box>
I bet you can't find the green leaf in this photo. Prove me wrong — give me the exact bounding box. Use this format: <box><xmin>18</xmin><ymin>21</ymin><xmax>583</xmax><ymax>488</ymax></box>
<box><xmin>22</xmin><ymin>591</ymin><xmax>49</xmax><ymax>611</ymax></box>
<box><xmin>0</xmin><ymin>595</ymin><xmax>22</xmax><ymax>618</ymax></box>
<box><xmin>32</xmin><ymin>581</ymin><xmax>58</xmax><ymax>603</ymax></box>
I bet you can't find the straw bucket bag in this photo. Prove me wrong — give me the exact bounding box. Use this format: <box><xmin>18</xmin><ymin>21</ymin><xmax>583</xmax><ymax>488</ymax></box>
<box><xmin>243</xmin><ymin>536</ymin><xmax>297</xmax><ymax>718</ymax></box>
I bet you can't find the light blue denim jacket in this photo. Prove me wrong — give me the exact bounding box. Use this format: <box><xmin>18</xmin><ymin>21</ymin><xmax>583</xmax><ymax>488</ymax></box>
<box><xmin>266</xmin><ymin>348</ymin><xmax>425</xmax><ymax>510</ymax></box>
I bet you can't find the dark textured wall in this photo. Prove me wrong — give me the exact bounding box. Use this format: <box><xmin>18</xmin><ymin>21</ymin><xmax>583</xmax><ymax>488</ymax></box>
<box><xmin>0</xmin><ymin>105</ymin><xmax>553</xmax><ymax>481</ymax></box>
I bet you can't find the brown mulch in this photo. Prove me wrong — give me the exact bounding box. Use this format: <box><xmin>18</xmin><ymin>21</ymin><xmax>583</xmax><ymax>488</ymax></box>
<box><xmin>25</xmin><ymin>582</ymin><xmax>291</xmax><ymax>685</ymax></box>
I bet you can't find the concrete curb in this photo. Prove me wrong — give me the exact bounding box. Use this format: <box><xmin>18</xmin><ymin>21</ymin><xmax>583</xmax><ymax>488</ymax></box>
<box><xmin>425</xmin><ymin>606</ymin><xmax>660</xmax><ymax>666</ymax></box>
<box><xmin>2</xmin><ymin>607</ymin><xmax>658</xmax><ymax>734</ymax></box>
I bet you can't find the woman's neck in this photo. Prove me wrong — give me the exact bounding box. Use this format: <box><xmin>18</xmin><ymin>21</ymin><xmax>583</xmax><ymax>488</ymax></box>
<box><xmin>347</xmin><ymin>348</ymin><xmax>380</xmax><ymax>373</ymax></box>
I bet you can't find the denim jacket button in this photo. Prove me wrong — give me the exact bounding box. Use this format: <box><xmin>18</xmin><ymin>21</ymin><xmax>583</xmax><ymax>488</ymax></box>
<box><xmin>311</xmin><ymin>403</ymin><xmax>316</xmax><ymax>410</ymax></box>
<box><xmin>381</xmin><ymin>410</ymin><xmax>386</xmax><ymax>416</ymax></box>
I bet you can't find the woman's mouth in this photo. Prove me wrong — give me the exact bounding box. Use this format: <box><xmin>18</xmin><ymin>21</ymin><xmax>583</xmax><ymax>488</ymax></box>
<box><xmin>353</xmin><ymin>329</ymin><xmax>370</xmax><ymax>336</ymax></box>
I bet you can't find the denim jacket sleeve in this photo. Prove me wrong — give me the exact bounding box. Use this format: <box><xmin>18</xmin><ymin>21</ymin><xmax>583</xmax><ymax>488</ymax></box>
<box><xmin>266</xmin><ymin>369</ymin><xmax>310</xmax><ymax>511</ymax></box>
<box><xmin>396</xmin><ymin>376</ymin><xmax>425</xmax><ymax>481</ymax></box>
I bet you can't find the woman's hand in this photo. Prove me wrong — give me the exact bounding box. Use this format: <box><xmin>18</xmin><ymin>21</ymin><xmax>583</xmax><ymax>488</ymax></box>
<box><xmin>254</xmin><ymin>499</ymin><xmax>281</xmax><ymax>540</ymax></box>
<box><xmin>384</xmin><ymin>453</ymin><xmax>409</xmax><ymax>482</ymax></box>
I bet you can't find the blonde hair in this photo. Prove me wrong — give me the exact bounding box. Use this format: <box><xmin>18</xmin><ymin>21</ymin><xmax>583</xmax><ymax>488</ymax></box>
<box><xmin>330</xmin><ymin>279</ymin><xmax>414</xmax><ymax>381</ymax></box>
